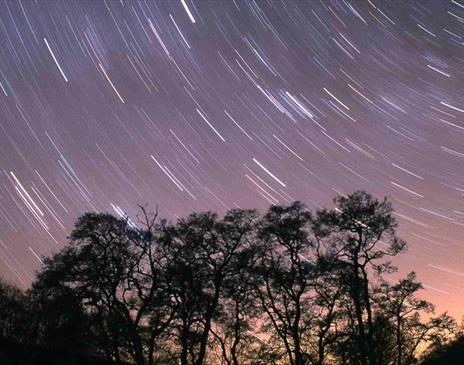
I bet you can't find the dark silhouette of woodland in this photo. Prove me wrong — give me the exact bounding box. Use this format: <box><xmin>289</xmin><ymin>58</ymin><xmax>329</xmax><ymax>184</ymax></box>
<box><xmin>0</xmin><ymin>191</ymin><xmax>462</xmax><ymax>365</ymax></box>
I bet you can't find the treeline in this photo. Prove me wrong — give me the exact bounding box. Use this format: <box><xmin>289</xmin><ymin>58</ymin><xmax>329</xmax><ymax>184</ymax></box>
<box><xmin>0</xmin><ymin>191</ymin><xmax>460</xmax><ymax>365</ymax></box>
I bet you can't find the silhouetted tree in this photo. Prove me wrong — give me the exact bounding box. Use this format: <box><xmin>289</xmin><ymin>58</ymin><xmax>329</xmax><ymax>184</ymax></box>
<box><xmin>0</xmin><ymin>191</ymin><xmax>457</xmax><ymax>365</ymax></box>
<box><xmin>422</xmin><ymin>334</ymin><xmax>464</xmax><ymax>365</ymax></box>
<box><xmin>209</xmin><ymin>239</ymin><xmax>258</xmax><ymax>365</ymax></box>
<box><xmin>162</xmin><ymin>209</ymin><xmax>257</xmax><ymax>365</ymax></box>
<box><xmin>311</xmin><ymin>191</ymin><xmax>406</xmax><ymax>365</ymax></box>
<box><xmin>377</xmin><ymin>272</ymin><xmax>456</xmax><ymax>365</ymax></box>
<box><xmin>0</xmin><ymin>278</ymin><xmax>24</xmax><ymax>340</ymax></box>
<box><xmin>30</xmin><ymin>212</ymin><xmax>174</xmax><ymax>365</ymax></box>
<box><xmin>212</xmin><ymin>209</ymin><xmax>260</xmax><ymax>365</ymax></box>
<box><xmin>24</xmin><ymin>271</ymin><xmax>92</xmax><ymax>355</ymax></box>
<box><xmin>304</xmin><ymin>265</ymin><xmax>344</xmax><ymax>365</ymax></box>
<box><xmin>251</xmin><ymin>201</ymin><xmax>317</xmax><ymax>365</ymax></box>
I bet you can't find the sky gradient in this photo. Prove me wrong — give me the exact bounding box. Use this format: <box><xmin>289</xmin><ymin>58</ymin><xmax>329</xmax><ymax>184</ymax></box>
<box><xmin>1</xmin><ymin>0</ymin><xmax>464</xmax><ymax>317</ymax></box>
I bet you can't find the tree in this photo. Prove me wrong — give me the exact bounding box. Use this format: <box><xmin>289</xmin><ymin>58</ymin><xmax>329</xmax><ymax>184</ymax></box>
<box><xmin>25</xmin><ymin>270</ymin><xmax>93</xmax><ymax>355</ymax></box>
<box><xmin>311</xmin><ymin>191</ymin><xmax>406</xmax><ymax>365</ymax></box>
<box><xmin>162</xmin><ymin>209</ymin><xmax>257</xmax><ymax>365</ymax></box>
<box><xmin>209</xmin><ymin>245</ymin><xmax>258</xmax><ymax>365</ymax></box>
<box><xmin>422</xmin><ymin>334</ymin><xmax>464</xmax><ymax>365</ymax></box>
<box><xmin>378</xmin><ymin>273</ymin><xmax>456</xmax><ymax>365</ymax></box>
<box><xmin>1</xmin><ymin>190</ymin><xmax>457</xmax><ymax>365</ymax></box>
<box><xmin>304</xmin><ymin>264</ymin><xmax>344</xmax><ymax>365</ymax></box>
<box><xmin>251</xmin><ymin>202</ymin><xmax>316</xmax><ymax>365</ymax></box>
<box><xmin>29</xmin><ymin>212</ymin><xmax>174</xmax><ymax>365</ymax></box>
<box><xmin>0</xmin><ymin>278</ymin><xmax>24</xmax><ymax>341</ymax></box>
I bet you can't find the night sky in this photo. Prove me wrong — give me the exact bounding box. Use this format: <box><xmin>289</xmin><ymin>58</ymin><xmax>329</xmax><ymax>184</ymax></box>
<box><xmin>1</xmin><ymin>0</ymin><xmax>464</xmax><ymax>316</ymax></box>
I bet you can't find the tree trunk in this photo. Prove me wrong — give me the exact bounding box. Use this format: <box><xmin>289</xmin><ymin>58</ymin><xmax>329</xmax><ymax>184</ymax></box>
<box><xmin>196</xmin><ymin>279</ymin><xmax>222</xmax><ymax>365</ymax></box>
<box><xmin>396</xmin><ymin>314</ymin><xmax>402</xmax><ymax>365</ymax></box>
<box><xmin>351</xmin><ymin>261</ymin><xmax>368</xmax><ymax>365</ymax></box>
<box><xmin>231</xmin><ymin>300</ymin><xmax>241</xmax><ymax>365</ymax></box>
<box><xmin>180</xmin><ymin>323</ymin><xmax>189</xmax><ymax>365</ymax></box>
<box><xmin>132</xmin><ymin>334</ymin><xmax>146</xmax><ymax>365</ymax></box>
<box><xmin>292</xmin><ymin>301</ymin><xmax>303</xmax><ymax>365</ymax></box>
<box><xmin>195</xmin><ymin>304</ymin><xmax>215</xmax><ymax>365</ymax></box>
<box><xmin>361</xmin><ymin>267</ymin><xmax>376</xmax><ymax>365</ymax></box>
<box><xmin>148</xmin><ymin>332</ymin><xmax>156</xmax><ymax>365</ymax></box>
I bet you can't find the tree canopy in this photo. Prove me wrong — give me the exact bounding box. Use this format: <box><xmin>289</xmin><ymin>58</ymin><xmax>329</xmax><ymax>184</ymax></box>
<box><xmin>0</xmin><ymin>191</ymin><xmax>459</xmax><ymax>365</ymax></box>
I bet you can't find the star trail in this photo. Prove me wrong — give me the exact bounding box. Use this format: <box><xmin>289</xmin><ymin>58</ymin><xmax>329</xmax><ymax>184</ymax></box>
<box><xmin>1</xmin><ymin>0</ymin><xmax>464</xmax><ymax>317</ymax></box>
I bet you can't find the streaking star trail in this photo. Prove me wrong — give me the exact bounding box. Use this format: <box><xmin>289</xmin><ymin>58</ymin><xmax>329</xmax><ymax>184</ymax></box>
<box><xmin>0</xmin><ymin>0</ymin><xmax>464</xmax><ymax>317</ymax></box>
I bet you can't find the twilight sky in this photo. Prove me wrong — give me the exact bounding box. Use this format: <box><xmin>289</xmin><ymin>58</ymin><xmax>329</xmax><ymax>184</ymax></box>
<box><xmin>1</xmin><ymin>0</ymin><xmax>464</xmax><ymax>316</ymax></box>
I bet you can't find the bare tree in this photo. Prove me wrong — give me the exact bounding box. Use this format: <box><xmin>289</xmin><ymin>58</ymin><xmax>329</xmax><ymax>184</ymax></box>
<box><xmin>2</xmin><ymin>191</ymin><xmax>456</xmax><ymax>365</ymax></box>
<box><xmin>209</xmin><ymin>247</ymin><xmax>257</xmax><ymax>365</ymax></box>
<box><xmin>378</xmin><ymin>272</ymin><xmax>456</xmax><ymax>365</ymax></box>
<box><xmin>251</xmin><ymin>202</ymin><xmax>316</xmax><ymax>365</ymax></box>
<box><xmin>311</xmin><ymin>191</ymin><xmax>406</xmax><ymax>365</ymax></box>
<box><xmin>30</xmin><ymin>211</ymin><xmax>174</xmax><ymax>365</ymax></box>
<box><xmin>162</xmin><ymin>209</ymin><xmax>257</xmax><ymax>365</ymax></box>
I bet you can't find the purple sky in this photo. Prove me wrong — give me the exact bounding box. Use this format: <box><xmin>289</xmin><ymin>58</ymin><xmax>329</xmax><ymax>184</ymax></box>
<box><xmin>1</xmin><ymin>0</ymin><xmax>464</xmax><ymax>317</ymax></box>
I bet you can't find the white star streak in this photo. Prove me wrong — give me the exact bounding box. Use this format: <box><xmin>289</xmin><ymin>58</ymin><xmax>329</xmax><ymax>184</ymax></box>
<box><xmin>99</xmin><ymin>63</ymin><xmax>125</xmax><ymax>103</ymax></box>
<box><xmin>44</xmin><ymin>38</ymin><xmax>68</xmax><ymax>82</ymax></box>
<box><xmin>180</xmin><ymin>0</ymin><xmax>196</xmax><ymax>24</ymax></box>
<box><xmin>253</xmin><ymin>158</ymin><xmax>286</xmax><ymax>187</ymax></box>
<box><xmin>196</xmin><ymin>108</ymin><xmax>226</xmax><ymax>142</ymax></box>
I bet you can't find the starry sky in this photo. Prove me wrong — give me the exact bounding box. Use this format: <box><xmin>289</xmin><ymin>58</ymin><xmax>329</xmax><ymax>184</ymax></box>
<box><xmin>1</xmin><ymin>0</ymin><xmax>464</xmax><ymax>316</ymax></box>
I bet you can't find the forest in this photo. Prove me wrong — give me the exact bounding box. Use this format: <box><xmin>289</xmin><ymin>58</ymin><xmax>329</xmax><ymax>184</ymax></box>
<box><xmin>0</xmin><ymin>191</ymin><xmax>462</xmax><ymax>365</ymax></box>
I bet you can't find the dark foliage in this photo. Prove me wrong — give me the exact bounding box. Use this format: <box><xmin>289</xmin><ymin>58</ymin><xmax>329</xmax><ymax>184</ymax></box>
<box><xmin>0</xmin><ymin>336</ymin><xmax>129</xmax><ymax>365</ymax></box>
<box><xmin>421</xmin><ymin>336</ymin><xmax>464</xmax><ymax>365</ymax></box>
<box><xmin>0</xmin><ymin>191</ymin><xmax>459</xmax><ymax>365</ymax></box>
